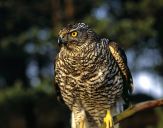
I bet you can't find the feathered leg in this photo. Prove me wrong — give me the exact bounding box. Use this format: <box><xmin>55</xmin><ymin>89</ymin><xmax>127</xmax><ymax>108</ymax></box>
<box><xmin>71</xmin><ymin>112</ymin><xmax>76</xmax><ymax>128</ymax></box>
<box><xmin>80</xmin><ymin>119</ymin><xmax>84</xmax><ymax>128</ymax></box>
<box><xmin>71</xmin><ymin>110</ymin><xmax>88</xmax><ymax>128</ymax></box>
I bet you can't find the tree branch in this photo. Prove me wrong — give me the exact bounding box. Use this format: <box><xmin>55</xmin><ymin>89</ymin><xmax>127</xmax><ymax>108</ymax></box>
<box><xmin>113</xmin><ymin>99</ymin><xmax>163</xmax><ymax>124</ymax></box>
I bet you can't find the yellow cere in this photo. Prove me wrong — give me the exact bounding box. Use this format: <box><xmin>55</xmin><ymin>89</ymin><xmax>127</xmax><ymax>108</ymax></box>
<box><xmin>71</xmin><ymin>31</ymin><xmax>78</xmax><ymax>37</ymax></box>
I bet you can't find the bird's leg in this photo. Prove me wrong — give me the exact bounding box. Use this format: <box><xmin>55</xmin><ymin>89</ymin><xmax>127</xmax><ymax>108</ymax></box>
<box><xmin>79</xmin><ymin>109</ymin><xmax>86</xmax><ymax>128</ymax></box>
<box><xmin>103</xmin><ymin>110</ymin><xmax>113</xmax><ymax>128</ymax></box>
<box><xmin>71</xmin><ymin>112</ymin><xmax>77</xmax><ymax>128</ymax></box>
<box><xmin>80</xmin><ymin>119</ymin><xmax>84</xmax><ymax>128</ymax></box>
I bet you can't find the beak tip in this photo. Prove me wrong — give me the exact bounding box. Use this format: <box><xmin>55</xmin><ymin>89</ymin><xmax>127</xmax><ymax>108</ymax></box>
<box><xmin>58</xmin><ymin>37</ymin><xmax>62</xmax><ymax>45</ymax></box>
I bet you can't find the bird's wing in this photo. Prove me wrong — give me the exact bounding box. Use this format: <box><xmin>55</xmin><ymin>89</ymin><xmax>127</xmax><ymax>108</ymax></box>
<box><xmin>108</xmin><ymin>41</ymin><xmax>133</xmax><ymax>106</ymax></box>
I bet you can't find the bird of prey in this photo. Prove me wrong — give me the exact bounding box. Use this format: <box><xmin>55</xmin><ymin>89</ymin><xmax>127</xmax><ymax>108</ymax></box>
<box><xmin>54</xmin><ymin>23</ymin><xmax>133</xmax><ymax>128</ymax></box>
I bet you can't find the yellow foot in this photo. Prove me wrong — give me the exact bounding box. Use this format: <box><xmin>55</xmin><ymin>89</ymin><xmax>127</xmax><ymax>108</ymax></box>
<box><xmin>80</xmin><ymin>119</ymin><xmax>84</xmax><ymax>128</ymax></box>
<box><xmin>103</xmin><ymin>110</ymin><xmax>113</xmax><ymax>128</ymax></box>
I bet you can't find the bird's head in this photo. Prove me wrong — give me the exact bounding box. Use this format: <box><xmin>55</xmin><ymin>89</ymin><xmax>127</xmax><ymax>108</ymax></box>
<box><xmin>58</xmin><ymin>23</ymin><xmax>98</xmax><ymax>50</ymax></box>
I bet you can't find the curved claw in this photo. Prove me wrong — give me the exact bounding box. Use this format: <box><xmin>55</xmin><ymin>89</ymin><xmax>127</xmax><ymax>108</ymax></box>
<box><xmin>103</xmin><ymin>110</ymin><xmax>113</xmax><ymax>128</ymax></box>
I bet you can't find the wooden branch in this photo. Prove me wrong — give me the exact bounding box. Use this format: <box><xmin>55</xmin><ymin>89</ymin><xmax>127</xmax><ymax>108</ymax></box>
<box><xmin>113</xmin><ymin>99</ymin><xmax>163</xmax><ymax>124</ymax></box>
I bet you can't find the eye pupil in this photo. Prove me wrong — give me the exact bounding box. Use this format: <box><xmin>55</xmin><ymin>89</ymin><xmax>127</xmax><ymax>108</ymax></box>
<box><xmin>71</xmin><ymin>31</ymin><xmax>77</xmax><ymax>37</ymax></box>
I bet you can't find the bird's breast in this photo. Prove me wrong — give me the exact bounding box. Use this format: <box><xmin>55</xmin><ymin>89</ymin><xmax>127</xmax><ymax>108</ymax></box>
<box><xmin>56</xmin><ymin>48</ymin><xmax>111</xmax><ymax>91</ymax></box>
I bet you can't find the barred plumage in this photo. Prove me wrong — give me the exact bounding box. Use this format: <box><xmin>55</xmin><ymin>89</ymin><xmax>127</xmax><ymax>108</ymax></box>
<box><xmin>54</xmin><ymin>23</ymin><xmax>133</xmax><ymax>128</ymax></box>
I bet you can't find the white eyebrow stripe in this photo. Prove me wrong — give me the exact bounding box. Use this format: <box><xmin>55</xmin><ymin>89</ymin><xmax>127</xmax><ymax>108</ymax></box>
<box><xmin>69</xmin><ymin>29</ymin><xmax>78</xmax><ymax>33</ymax></box>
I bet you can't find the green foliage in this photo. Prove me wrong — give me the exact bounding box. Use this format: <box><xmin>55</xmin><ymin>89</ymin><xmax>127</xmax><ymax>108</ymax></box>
<box><xmin>0</xmin><ymin>81</ymin><xmax>52</xmax><ymax>105</ymax></box>
<box><xmin>0</xmin><ymin>85</ymin><xmax>25</xmax><ymax>104</ymax></box>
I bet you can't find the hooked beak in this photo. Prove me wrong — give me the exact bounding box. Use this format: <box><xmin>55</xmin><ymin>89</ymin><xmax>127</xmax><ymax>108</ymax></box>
<box><xmin>58</xmin><ymin>35</ymin><xmax>68</xmax><ymax>46</ymax></box>
<box><xmin>58</xmin><ymin>37</ymin><xmax>63</xmax><ymax>45</ymax></box>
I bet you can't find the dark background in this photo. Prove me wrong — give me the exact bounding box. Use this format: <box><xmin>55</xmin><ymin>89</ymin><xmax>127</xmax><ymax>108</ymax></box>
<box><xmin>0</xmin><ymin>0</ymin><xmax>163</xmax><ymax>128</ymax></box>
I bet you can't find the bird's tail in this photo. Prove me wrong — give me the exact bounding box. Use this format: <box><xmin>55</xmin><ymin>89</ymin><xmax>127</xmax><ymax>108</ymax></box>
<box><xmin>111</xmin><ymin>98</ymin><xmax>124</xmax><ymax>116</ymax></box>
<box><xmin>110</xmin><ymin>98</ymin><xmax>125</xmax><ymax>128</ymax></box>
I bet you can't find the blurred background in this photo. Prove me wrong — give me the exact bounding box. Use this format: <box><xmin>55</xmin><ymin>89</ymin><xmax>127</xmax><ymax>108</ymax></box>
<box><xmin>0</xmin><ymin>0</ymin><xmax>163</xmax><ymax>128</ymax></box>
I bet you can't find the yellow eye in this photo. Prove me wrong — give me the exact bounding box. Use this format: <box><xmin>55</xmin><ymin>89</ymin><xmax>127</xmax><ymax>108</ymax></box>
<box><xmin>71</xmin><ymin>31</ymin><xmax>78</xmax><ymax>37</ymax></box>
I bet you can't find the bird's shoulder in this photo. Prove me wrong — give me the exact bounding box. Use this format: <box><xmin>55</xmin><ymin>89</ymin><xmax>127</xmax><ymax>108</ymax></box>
<box><xmin>108</xmin><ymin>41</ymin><xmax>133</xmax><ymax>92</ymax></box>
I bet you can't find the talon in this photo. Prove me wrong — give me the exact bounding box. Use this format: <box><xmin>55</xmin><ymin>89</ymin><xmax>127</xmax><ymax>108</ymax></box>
<box><xmin>103</xmin><ymin>110</ymin><xmax>113</xmax><ymax>128</ymax></box>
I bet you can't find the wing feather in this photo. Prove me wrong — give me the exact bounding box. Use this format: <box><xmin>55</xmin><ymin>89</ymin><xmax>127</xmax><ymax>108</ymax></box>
<box><xmin>108</xmin><ymin>41</ymin><xmax>133</xmax><ymax>106</ymax></box>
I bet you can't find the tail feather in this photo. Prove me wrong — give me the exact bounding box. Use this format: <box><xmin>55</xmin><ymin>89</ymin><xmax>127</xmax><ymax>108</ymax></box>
<box><xmin>111</xmin><ymin>98</ymin><xmax>124</xmax><ymax>116</ymax></box>
<box><xmin>110</xmin><ymin>98</ymin><xmax>125</xmax><ymax>128</ymax></box>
